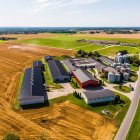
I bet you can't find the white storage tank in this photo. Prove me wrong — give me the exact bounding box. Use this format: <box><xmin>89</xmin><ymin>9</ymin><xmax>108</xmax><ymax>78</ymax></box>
<box><xmin>113</xmin><ymin>63</ymin><xmax>117</xmax><ymax>68</ymax></box>
<box><xmin>125</xmin><ymin>63</ymin><xmax>130</xmax><ymax>68</ymax></box>
<box><xmin>117</xmin><ymin>55</ymin><xmax>123</xmax><ymax>63</ymax></box>
<box><xmin>126</xmin><ymin>68</ymin><xmax>131</xmax><ymax>73</ymax></box>
<box><xmin>108</xmin><ymin>72</ymin><xmax>115</xmax><ymax>83</ymax></box>
<box><xmin>115</xmin><ymin>73</ymin><xmax>121</xmax><ymax>82</ymax></box>
<box><xmin>123</xmin><ymin>73</ymin><xmax>129</xmax><ymax>81</ymax></box>
<box><xmin>116</xmin><ymin>66</ymin><xmax>121</xmax><ymax>71</ymax></box>
<box><xmin>117</xmin><ymin>63</ymin><xmax>121</xmax><ymax>66</ymax></box>
<box><xmin>121</xmin><ymin>67</ymin><xmax>126</xmax><ymax>73</ymax></box>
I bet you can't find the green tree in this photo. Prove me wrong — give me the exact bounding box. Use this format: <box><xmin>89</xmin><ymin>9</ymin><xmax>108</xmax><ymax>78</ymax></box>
<box><xmin>3</xmin><ymin>132</ymin><xmax>20</xmax><ymax>140</ymax></box>
<box><xmin>93</xmin><ymin>51</ymin><xmax>100</xmax><ymax>57</ymax></box>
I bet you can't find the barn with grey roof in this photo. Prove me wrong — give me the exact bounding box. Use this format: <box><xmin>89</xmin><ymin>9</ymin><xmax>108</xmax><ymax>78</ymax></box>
<box><xmin>48</xmin><ymin>60</ymin><xmax>70</xmax><ymax>83</ymax></box>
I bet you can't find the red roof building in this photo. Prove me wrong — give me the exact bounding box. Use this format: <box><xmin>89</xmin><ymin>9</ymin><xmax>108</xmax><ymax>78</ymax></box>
<box><xmin>72</xmin><ymin>69</ymin><xmax>99</xmax><ymax>88</ymax></box>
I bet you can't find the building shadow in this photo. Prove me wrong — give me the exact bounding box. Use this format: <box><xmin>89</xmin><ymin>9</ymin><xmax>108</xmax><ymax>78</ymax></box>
<box><xmin>84</xmin><ymin>86</ymin><xmax>104</xmax><ymax>91</ymax></box>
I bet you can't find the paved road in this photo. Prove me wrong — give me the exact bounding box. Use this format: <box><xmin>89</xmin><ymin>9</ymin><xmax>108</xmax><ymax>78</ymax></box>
<box><xmin>115</xmin><ymin>68</ymin><xmax>140</xmax><ymax>140</ymax></box>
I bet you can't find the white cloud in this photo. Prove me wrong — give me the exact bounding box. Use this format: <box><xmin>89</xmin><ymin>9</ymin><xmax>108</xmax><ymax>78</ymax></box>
<box><xmin>31</xmin><ymin>0</ymin><xmax>102</xmax><ymax>14</ymax></box>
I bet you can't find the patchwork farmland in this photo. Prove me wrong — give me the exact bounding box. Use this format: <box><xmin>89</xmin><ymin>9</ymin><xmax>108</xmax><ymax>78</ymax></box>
<box><xmin>18</xmin><ymin>34</ymin><xmax>140</xmax><ymax>56</ymax></box>
<box><xmin>0</xmin><ymin>33</ymin><xmax>139</xmax><ymax>139</ymax></box>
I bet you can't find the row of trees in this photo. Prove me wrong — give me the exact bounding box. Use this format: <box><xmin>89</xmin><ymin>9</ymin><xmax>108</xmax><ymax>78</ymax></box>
<box><xmin>73</xmin><ymin>91</ymin><xmax>82</xmax><ymax>99</ymax></box>
<box><xmin>129</xmin><ymin>55</ymin><xmax>140</xmax><ymax>66</ymax></box>
<box><xmin>76</xmin><ymin>50</ymin><xmax>100</xmax><ymax>58</ymax></box>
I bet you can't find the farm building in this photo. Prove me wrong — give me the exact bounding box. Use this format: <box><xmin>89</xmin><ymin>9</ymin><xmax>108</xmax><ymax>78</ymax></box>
<box><xmin>82</xmin><ymin>89</ymin><xmax>116</xmax><ymax>104</ymax></box>
<box><xmin>72</xmin><ymin>69</ymin><xmax>99</xmax><ymax>88</ymax></box>
<box><xmin>45</xmin><ymin>55</ymin><xmax>53</xmax><ymax>62</ymax></box>
<box><xmin>61</xmin><ymin>59</ymin><xmax>77</xmax><ymax>73</ymax></box>
<box><xmin>70</xmin><ymin>58</ymin><xmax>96</xmax><ymax>69</ymax></box>
<box><xmin>87</xmin><ymin>58</ymin><xmax>106</xmax><ymax>71</ymax></box>
<box><xmin>18</xmin><ymin>67</ymin><xmax>46</xmax><ymax>106</ymax></box>
<box><xmin>48</xmin><ymin>60</ymin><xmax>70</xmax><ymax>83</ymax></box>
<box><xmin>33</xmin><ymin>60</ymin><xmax>44</xmax><ymax>71</ymax></box>
<box><xmin>99</xmin><ymin>56</ymin><xmax>115</xmax><ymax>66</ymax></box>
<box><xmin>102</xmin><ymin>66</ymin><xmax>119</xmax><ymax>74</ymax></box>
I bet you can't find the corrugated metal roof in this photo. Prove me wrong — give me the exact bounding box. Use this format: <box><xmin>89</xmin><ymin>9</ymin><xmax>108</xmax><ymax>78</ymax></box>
<box><xmin>99</xmin><ymin>56</ymin><xmax>115</xmax><ymax>65</ymax></box>
<box><xmin>83</xmin><ymin>89</ymin><xmax>115</xmax><ymax>100</ymax></box>
<box><xmin>61</xmin><ymin>59</ymin><xmax>76</xmax><ymax>72</ymax></box>
<box><xmin>73</xmin><ymin>69</ymin><xmax>97</xmax><ymax>83</ymax></box>
<box><xmin>48</xmin><ymin>60</ymin><xmax>69</xmax><ymax>80</ymax></box>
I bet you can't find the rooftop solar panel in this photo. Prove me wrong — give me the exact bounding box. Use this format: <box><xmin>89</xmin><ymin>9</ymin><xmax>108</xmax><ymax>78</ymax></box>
<box><xmin>33</xmin><ymin>60</ymin><xmax>43</xmax><ymax>68</ymax></box>
<box><xmin>32</xmin><ymin>67</ymin><xmax>45</xmax><ymax>96</ymax></box>
<box><xmin>55</xmin><ymin>60</ymin><xmax>69</xmax><ymax>76</ymax></box>
<box><xmin>19</xmin><ymin>68</ymin><xmax>32</xmax><ymax>99</ymax></box>
<box><xmin>48</xmin><ymin>60</ymin><xmax>61</xmax><ymax>80</ymax></box>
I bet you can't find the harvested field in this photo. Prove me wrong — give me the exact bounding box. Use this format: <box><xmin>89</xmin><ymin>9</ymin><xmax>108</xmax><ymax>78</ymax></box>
<box><xmin>19</xmin><ymin>101</ymin><xmax>116</xmax><ymax>140</ymax></box>
<box><xmin>75</xmin><ymin>33</ymin><xmax>140</xmax><ymax>39</ymax></box>
<box><xmin>0</xmin><ymin>41</ymin><xmax>76</xmax><ymax>139</ymax></box>
<box><xmin>0</xmin><ymin>33</ymin><xmax>57</xmax><ymax>40</ymax></box>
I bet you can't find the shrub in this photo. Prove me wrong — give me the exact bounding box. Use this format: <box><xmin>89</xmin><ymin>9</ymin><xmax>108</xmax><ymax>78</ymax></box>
<box><xmin>3</xmin><ymin>132</ymin><xmax>20</xmax><ymax>140</ymax></box>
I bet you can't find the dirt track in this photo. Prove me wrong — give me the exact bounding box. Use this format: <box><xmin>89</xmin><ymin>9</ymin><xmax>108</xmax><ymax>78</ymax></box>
<box><xmin>0</xmin><ymin>38</ymin><xmax>116</xmax><ymax>139</ymax></box>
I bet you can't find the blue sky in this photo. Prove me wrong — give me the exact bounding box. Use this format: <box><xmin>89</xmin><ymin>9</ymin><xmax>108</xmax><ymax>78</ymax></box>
<box><xmin>0</xmin><ymin>0</ymin><xmax>140</xmax><ymax>27</ymax></box>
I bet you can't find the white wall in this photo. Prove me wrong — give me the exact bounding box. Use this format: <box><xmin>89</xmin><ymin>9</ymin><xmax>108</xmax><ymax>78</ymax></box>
<box><xmin>19</xmin><ymin>97</ymin><xmax>45</xmax><ymax>105</ymax></box>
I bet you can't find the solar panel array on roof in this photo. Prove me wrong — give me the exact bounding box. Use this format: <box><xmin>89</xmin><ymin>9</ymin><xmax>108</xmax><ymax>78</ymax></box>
<box><xmin>55</xmin><ymin>60</ymin><xmax>69</xmax><ymax>76</ymax></box>
<box><xmin>48</xmin><ymin>60</ymin><xmax>61</xmax><ymax>80</ymax></box>
<box><xmin>33</xmin><ymin>60</ymin><xmax>43</xmax><ymax>68</ymax></box>
<box><xmin>19</xmin><ymin>65</ymin><xmax>46</xmax><ymax>105</ymax></box>
<box><xmin>32</xmin><ymin>67</ymin><xmax>44</xmax><ymax>96</ymax></box>
<box><xmin>19</xmin><ymin>68</ymin><xmax>32</xmax><ymax>99</ymax></box>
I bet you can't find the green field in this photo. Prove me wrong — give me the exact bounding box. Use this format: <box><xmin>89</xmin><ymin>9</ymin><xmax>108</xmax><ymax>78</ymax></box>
<box><xmin>98</xmin><ymin>46</ymin><xmax>140</xmax><ymax>56</ymax></box>
<box><xmin>130</xmin><ymin>64</ymin><xmax>139</xmax><ymax>72</ymax></box>
<box><xmin>126</xmin><ymin>101</ymin><xmax>140</xmax><ymax>140</ymax></box>
<box><xmin>19</xmin><ymin>34</ymin><xmax>140</xmax><ymax>56</ymax></box>
<box><xmin>0</xmin><ymin>40</ymin><xmax>4</xmax><ymax>43</ymax></box>
<box><xmin>20</xmin><ymin>35</ymin><xmax>104</xmax><ymax>52</ymax></box>
<box><xmin>13</xmin><ymin>73</ymin><xmax>24</xmax><ymax>111</ymax></box>
<box><xmin>114</xmin><ymin>86</ymin><xmax>131</xmax><ymax>93</ymax></box>
<box><xmin>49</xmin><ymin>92</ymin><xmax>130</xmax><ymax>129</ymax></box>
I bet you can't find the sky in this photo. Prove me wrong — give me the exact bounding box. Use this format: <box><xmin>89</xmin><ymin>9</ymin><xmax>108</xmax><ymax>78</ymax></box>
<box><xmin>0</xmin><ymin>0</ymin><xmax>140</xmax><ymax>27</ymax></box>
